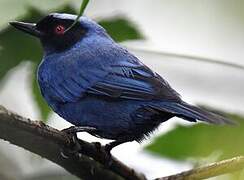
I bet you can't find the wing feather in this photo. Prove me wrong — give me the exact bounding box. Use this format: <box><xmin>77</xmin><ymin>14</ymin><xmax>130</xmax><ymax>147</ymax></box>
<box><xmin>47</xmin><ymin>51</ymin><xmax>181</xmax><ymax>103</ymax></box>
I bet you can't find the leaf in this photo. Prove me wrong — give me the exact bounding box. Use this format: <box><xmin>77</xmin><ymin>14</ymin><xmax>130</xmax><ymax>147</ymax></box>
<box><xmin>145</xmin><ymin>112</ymin><xmax>244</xmax><ymax>161</ymax></box>
<box><xmin>0</xmin><ymin>7</ymin><xmax>43</xmax><ymax>79</ymax></box>
<box><xmin>99</xmin><ymin>16</ymin><xmax>144</xmax><ymax>42</ymax></box>
<box><xmin>65</xmin><ymin>0</ymin><xmax>90</xmax><ymax>32</ymax></box>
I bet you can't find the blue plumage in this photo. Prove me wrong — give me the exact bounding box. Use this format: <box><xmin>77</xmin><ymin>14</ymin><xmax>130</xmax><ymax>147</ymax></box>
<box><xmin>10</xmin><ymin>13</ymin><xmax>232</xmax><ymax>150</ymax></box>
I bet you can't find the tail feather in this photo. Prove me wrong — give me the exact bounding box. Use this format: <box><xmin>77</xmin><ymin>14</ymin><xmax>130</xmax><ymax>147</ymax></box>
<box><xmin>150</xmin><ymin>101</ymin><xmax>234</xmax><ymax>125</ymax></box>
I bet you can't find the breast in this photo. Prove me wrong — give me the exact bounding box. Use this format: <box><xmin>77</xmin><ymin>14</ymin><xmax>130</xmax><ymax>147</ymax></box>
<box><xmin>37</xmin><ymin>59</ymin><xmax>64</xmax><ymax>111</ymax></box>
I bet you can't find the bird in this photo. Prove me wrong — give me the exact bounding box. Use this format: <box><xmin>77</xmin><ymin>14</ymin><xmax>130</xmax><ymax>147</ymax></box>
<box><xmin>10</xmin><ymin>13</ymin><xmax>233</xmax><ymax>152</ymax></box>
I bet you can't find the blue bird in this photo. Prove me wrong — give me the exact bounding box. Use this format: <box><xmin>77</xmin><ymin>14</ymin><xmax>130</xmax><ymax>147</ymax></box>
<box><xmin>10</xmin><ymin>13</ymin><xmax>232</xmax><ymax>152</ymax></box>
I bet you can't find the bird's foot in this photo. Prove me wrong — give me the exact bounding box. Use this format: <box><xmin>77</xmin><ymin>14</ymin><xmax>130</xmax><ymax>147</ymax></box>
<box><xmin>60</xmin><ymin>131</ymin><xmax>82</xmax><ymax>159</ymax></box>
<box><xmin>60</xmin><ymin>126</ymin><xmax>98</xmax><ymax>159</ymax></box>
<box><xmin>62</xmin><ymin>126</ymin><xmax>97</xmax><ymax>134</ymax></box>
<box><xmin>90</xmin><ymin>141</ymin><xmax>113</xmax><ymax>167</ymax></box>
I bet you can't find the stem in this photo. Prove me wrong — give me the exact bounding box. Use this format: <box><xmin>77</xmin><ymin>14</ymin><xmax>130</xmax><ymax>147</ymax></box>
<box><xmin>65</xmin><ymin>0</ymin><xmax>90</xmax><ymax>33</ymax></box>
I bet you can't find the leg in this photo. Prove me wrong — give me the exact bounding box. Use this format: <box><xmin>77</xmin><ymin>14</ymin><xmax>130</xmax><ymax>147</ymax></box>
<box><xmin>101</xmin><ymin>138</ymin><xmax>133</xmax><ymax>167</ymax></box>
<box><xmin>105</xmin><ymin>138</ymin><xmax>133</xmax><ymax>153</ymax></box>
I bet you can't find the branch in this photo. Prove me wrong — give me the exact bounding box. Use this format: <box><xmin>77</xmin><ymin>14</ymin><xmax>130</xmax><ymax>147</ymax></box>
<box><xmin>156</xmin><ymin>156</ymin><xmax>244</xmax><ymax>180</ymax></box>
<box><xmin>1</xmin><ymin>105</ymin><xmax>244</xmax><ymax>180</ymax></box>
<box><xmin>0</xmin><ymin>105</ymin><xmax>146</xmax><ymax>180</ymax></box>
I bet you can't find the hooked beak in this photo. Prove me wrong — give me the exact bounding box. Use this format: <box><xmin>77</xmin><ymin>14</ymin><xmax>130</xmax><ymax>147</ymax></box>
<box><xmin>9</xmin><ymin>21</ymin><xmax>42</xmax><ymax>37</ymax></box>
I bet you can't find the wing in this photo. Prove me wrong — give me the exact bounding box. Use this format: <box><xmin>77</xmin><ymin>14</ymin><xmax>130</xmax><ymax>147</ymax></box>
<box><xmin>45</xmin><ymin>50</ymin><xmax>181</xmax><ymax>103</ymax></box>
<box><xmin>87</xmin><ymin>62</ymin><xmax>181</xmax><ymax>101</ymax></box>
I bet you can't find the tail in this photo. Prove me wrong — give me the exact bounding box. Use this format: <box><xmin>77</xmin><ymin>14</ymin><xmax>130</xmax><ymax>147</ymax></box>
<box><xmin>150</xmin><ymin>101</ymin><xmax>234</xmax><ymax>125</ymax></box>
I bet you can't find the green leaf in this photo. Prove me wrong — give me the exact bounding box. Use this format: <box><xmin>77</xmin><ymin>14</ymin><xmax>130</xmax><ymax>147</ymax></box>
<box><xmin>99</xmin><ymin>17</ymin><xmax>144</xmax><ymax>42</ymax></box>
<box><xmin>145</xmin><ymin>112</ymin><xmax>244</xmax><ymax>161</ymax></box>
<box><xmin>0</xmin><ymin>7</ymin><xmax>43</xmax><ymax>79</ymax></box>
<box><xmin>65</xmin><ymin>0</ymin><xmax>90</xmax><ymax>32</ymax></box>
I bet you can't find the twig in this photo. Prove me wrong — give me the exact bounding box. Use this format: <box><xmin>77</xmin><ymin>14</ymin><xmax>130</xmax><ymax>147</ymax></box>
<box><xmin>0</xmin><ymin>105</ymin><xmax>146</xmax><ymax>180</ymax></box>
<box><xmin>156</xmin><ymin>156</ymin><xmax>244</xmax><ymax>180</ymax></box>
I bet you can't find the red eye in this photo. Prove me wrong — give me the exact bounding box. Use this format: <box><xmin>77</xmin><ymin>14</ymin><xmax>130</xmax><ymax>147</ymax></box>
<box><xmin>55</xmin><ymin>25</ymin><xmax>65</xmax><ymax>35</ymax></box>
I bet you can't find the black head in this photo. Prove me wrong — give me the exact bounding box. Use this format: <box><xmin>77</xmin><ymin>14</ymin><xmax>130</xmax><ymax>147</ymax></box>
<box><xmin>10</xmin><ymin>13</ymin><xmax>89</xmax><ymax>53</ymax></box>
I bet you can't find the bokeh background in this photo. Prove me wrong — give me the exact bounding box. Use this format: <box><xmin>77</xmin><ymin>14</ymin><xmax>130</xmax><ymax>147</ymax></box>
<box><xmin>0</xmin><ymin>0</ymin><xmax>244</xmax><ymax>179</ymax></box>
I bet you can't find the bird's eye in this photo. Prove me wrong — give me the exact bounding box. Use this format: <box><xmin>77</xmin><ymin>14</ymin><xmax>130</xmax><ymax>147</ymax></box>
<box><xmin>55</xmin><ymin>25</ymin><xmax>65</xmax><ymax>35</ymax></box>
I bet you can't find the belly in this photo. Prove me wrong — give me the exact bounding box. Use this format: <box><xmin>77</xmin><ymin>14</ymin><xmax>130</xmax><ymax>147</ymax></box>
<box><xmin>54</xmin><ymin>97</ymin><xmax>164</xmax><ymax>140</ymax></box>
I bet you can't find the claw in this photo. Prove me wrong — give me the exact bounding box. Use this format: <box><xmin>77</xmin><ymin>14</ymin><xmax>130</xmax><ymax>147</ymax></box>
<box><xmin>60</xmin><ymin>150</ymin><xmax>70</xmax><ymax>159</ymax></box>
<box><xmin>104</xmin><ymin>144</ymin><xmax>113</xmax><ymax>153</ymax></box>
<box><xmin>60</xmin><ymin>131</ymin><xmax>82</xmax><ymax>159</ymax></box>
<box><xmin>103</xmin><ymin>146</ymin><xmax>113</xmax><ymax>167</ymax></box>
<box><xmin>93</xmin><ymin>142</ymin><xmax>102</xmax><ymax>151</ymax></box>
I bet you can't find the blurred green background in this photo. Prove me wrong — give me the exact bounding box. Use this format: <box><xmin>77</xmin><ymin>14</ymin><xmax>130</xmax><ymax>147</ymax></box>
<box><xmin>0</xmin><ymin>0</ymin><xmax>244</xmax><ymax>180</ymax></box>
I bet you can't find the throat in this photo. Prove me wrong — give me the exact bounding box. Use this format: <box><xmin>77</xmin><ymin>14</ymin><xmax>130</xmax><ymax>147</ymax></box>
<box><xmin>41</xmin><ymin>32</ymin><xmax>86</xmax><ymax>54</ymax></box>
<box><xmin>41</xmin><ymin>39</ymin><xmax>77</xmax><ymax>54</ymax></box>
